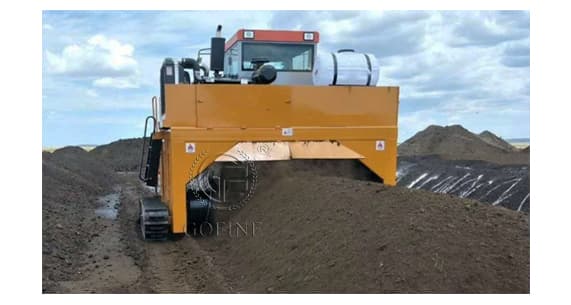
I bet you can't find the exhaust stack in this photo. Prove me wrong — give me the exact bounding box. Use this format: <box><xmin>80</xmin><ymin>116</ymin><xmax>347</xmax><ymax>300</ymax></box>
<box><xmin>210</xmin><ymin>24</ymin><xmax>225</xmax><ymax>75</ymax></box>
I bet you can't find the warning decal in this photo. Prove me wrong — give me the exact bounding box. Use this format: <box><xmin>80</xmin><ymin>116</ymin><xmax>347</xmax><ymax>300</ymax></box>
<box><xmin>375</xmin><ymin>140</ymin><xmax>385</xmax><ymax>151</ymax></box>
<box><xmin>185</xmin><ymin>143</ymin><xmax>196</xmax><ymax>153</ymax></box>
<box><xmin>282</xmin><ymin>128</ymin><xmax>293</xmax><ymax>136</ymax></box>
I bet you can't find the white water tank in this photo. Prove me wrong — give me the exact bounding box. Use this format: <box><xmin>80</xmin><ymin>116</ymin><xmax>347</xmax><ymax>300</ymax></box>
<box><xmin>312</xmin><ymin>50</ymin><xmax>379</xmax><ymax>86</ymax></box>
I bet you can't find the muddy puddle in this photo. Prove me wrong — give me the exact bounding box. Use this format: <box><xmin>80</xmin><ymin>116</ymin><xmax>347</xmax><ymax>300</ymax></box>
<box><xmin>94</xmin><ymin>188</ymin><xmax>121</xmax><ymax>220</ymax></box>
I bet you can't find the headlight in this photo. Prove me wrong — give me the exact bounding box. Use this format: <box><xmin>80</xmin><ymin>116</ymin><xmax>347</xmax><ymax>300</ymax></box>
<box><xmin>243</xmin><ymin>30</ymin><xmax>255</xmax><ymax>39</ymax></box>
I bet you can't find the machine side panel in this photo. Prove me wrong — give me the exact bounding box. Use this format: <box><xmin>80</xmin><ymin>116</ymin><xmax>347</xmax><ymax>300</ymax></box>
<box><xmin>192</xmin><ymin>85</ymin><xmax>398</xmax><ymax>128</ymax></box>
<box><xmin>162</xmin><ymin>85</ymin><xmax>197</xmax><ymax>128</ymax></box>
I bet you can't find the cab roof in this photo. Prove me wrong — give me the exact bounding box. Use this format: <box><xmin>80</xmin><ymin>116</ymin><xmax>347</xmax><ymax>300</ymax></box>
<box><xmin>225</xmin><ymin>29</ymin><xmax>320</xmax><ymax>51</ymax></box>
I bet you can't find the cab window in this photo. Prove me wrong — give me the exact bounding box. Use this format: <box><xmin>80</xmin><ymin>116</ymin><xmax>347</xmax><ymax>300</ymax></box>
<box><xmin>242</xmin><ymin>43</ymin><xmax>314</xmax><ymax>71</ymax></box>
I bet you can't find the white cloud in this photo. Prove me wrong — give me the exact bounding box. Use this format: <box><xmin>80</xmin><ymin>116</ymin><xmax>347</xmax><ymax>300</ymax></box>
<box><xmin>93</xmin><ymin>76</ymin><xmax>139</xmax><ymax>89</ymax></box>
<box><xmin>86</xmin><ymin>89</ymin><xmax>98</xmax><ymax>97</ymax></box>
<box><xmin>447</xmin><ymin>11</ymin><xmax>529</xmax><ymax>47</ymax></box>
<box><xmin>88</xmin><ymin>97</ymin><xmax>150</xmax><ymax>111</ymax></box>
<box><xmin>45</xmin><ymin>34</ymin><xmax>139</xmax><ymax>80</ymax></box>
<box><xmin>43</xmin><ymin>77</ymin><xmax>151</xmax><ymax>112</ymax></box>
<box><xmin>43</xmin><ymin>23</ymin><xmax>53</xmax><ymax>30</ymax></box>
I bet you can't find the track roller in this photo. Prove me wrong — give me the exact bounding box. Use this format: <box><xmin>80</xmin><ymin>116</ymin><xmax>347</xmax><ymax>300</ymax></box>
<box><xmin>139</xmin><ymin>197</ymin><xmax>170</xmax><ymax>241</ymax></box>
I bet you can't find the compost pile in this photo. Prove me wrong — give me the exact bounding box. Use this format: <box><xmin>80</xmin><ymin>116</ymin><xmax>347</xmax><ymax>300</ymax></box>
<box><xmin>42</xmin><ymin>133</ymin><xmax>529</xmax><ymax>293</ymax></box>
<box><xmin>90</xmin><ymin>138</ymin><xmax>146</xmax><ymax>171</ymax></box>
<box><xmin>42</xmin><ymin>147</ymin><xmax>118</xmax><ymax>292</ymax></box>
<box><xmin>398</xmin><ymin>125</ymin><xmax>529</xmax><ymax>165</ymax></box>
<box><xmin>397</xmin><ymin>156</ymin><xmax>530</xmax><ymax>212</ymax></box>
<box><xmin>199</xmin><ymin>171</ymin><xmax>529</xmax><ymax>293</ymax></box>
<box><xmin>478</xmin><ymin>130</ymin><xmax>518</xmax><ymax>152</ymax></box>
<box><xmin>396</xmin><ymin>125</ymin><xmax>530</xmax><ymax>212</ymax></box>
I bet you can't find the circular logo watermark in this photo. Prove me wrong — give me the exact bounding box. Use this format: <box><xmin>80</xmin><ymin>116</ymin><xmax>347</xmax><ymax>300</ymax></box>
<box><xmin>188</xmin><ymin>148</ymin><xmax>258</xmax><ymax>211</ymax></box>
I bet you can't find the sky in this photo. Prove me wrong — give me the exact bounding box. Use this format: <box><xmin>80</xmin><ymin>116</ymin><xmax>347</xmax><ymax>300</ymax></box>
<box><xmin>42</xmin><ymin>10</ymin><xmax>530</xmax><ymax>147</ymax></box>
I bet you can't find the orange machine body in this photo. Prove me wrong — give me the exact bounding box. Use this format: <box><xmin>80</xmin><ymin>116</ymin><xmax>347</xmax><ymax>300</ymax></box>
<box><xmin>152</xmin><ymin>84</ymin><xmax>399</xmax><ymax>233</ymax></box>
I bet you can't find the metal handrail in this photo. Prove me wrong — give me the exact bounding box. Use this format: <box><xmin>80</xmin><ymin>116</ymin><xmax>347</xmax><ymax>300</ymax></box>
<box><xmin>138</xmin><ymin>114</ymin><xmax>157</xmax><ymax>182</ymax></box>
<box><xmin>151</xmin><ymin>96</ymin><xmax>159</xmax><ymax>131</ymax></box>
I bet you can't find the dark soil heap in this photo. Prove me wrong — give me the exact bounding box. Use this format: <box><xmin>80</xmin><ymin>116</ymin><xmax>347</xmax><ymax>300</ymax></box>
<box><xmin>397</xmin><ymin>156</ymin><xmax>530</xmax><ymax>212</ymax></box>
<box><xmin>41</xmin><ymin>143</ymin><xmax>529</xmax><ymax>293</ymax></box>
<box><xmin>398</xmin><ymin>125</ymin><xmax>529</xmax><ymax>165</ymax></box>
<box><xmin>479</xmin><ymin>130</ymin><xmax>517</xmax><ymax>152</ymax></box>
<box><xmin>90</xmin><ymin>138</ymin><xmax>145</xmax><ymax>171</ymax></box>
<box><xmin>200</xmin><ymin>173</ymin><xmax>530</xmax><ymax>293</ymax></box>
<box><xmin>43</xmin><ymin>147</ymin><xmax>118</xmax><ymax>291</ymax></box>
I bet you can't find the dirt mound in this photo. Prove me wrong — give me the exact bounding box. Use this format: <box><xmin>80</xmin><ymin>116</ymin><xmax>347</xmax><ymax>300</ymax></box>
<box><xmin>398</xmin><ymin>125</ymin><xmax>502</xmax><ymax>157</ymax></box>
<box><xmin>42</xmin><ymin>146</ymin><xmax>529</xmax><ymax>293</ymax></box>
<box><xmin>48</xmin><ymin>146</ymin><xmax>118</xmax><ymax>192</ymax></box>
<box><xmin>199</xmin><ymin>173</ymin><xmax>529</xmax><ymax>293</ymax></box>
<box><xmin>399</xmin><ymin>125</ymin><xmax>529</xmax><ymax>165</ymax></box>
<box><xmin>43</xmin><ymin>147</ymin><xmax>118</xmax><ymax>291</ymax></box>
<box><xmin>255</xmin><ymin>159</ymin><xmax>381</xmax><ymax>183</ymax></box>
<box><xmin>479</xmin><ymin>130</ymin><xmax>517</xmax><ymax>152</ymax></box>
<box><xmin>90</xmin><ymin>138</ymin><xmax>145</xmax><ymax>171</ymax></box>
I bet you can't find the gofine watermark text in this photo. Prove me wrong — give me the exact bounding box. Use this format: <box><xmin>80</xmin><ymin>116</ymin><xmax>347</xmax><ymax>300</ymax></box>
<box><xmin>189</xmin><ymin>221</ymin><xmax>262</xmax><ymax>238</ymax></box>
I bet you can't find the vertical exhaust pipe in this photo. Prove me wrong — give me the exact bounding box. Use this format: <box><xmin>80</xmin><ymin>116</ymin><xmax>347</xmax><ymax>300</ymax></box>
<box><xmin>211</xmin><ymin>25</ymin><xmax>225</xmax><ymax>76</ymax></box>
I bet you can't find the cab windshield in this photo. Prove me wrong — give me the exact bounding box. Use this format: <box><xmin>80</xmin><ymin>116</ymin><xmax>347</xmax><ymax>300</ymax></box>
<box><xmin>242</xmin><ymin>43</ymin><xmax>314</xmax><ymax>72</ymax></box>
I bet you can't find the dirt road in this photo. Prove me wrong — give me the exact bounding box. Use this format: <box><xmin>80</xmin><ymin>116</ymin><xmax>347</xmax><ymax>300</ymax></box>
<box><xmin>45</xmin><ymin>173</ymin><xmax>232</xmax><ymax>293</ymax></box>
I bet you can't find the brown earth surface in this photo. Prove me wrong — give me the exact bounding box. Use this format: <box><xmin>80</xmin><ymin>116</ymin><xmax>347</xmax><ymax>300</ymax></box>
<box><xmin>42</xmin><ymin>147</ymin><xmax>118</xmax><ymax>292</ymax></box>
<box><xmin>42</xmin><ymin>148</ymin><xmax>529</xmax><ymax>293</ymax></box>
<box><xmin>90</xmin><ymin>138</ymin><xmax>146</xmax><ymax>171</ymax></box>
<box><xmin>199</xmin><ymin>168</ymin><xmax>529</xmax><ymax>293</ymax></box>
<box><xmin>398</xmin><ymin>125</ymin><xmax>529</xmax><ymax>165</ymax></box>
<box><xmin>479</xmin><ymin>130</ymin><xmax>517</xmax><ymax>152</ymax></box>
